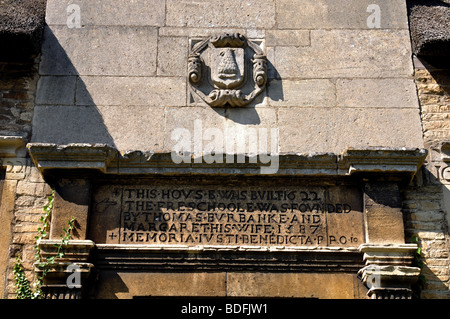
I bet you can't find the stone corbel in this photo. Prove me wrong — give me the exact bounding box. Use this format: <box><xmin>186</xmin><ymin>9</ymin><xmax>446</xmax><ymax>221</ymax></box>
<box><xmin>357</xmin><ymin>244</ymin><xmax>421</xmax><ymax>299</ymax></box>
<box><xmin>34</xmin><ymin>239</ymin><xmax>95</xmax><ymax>299</ymax></box>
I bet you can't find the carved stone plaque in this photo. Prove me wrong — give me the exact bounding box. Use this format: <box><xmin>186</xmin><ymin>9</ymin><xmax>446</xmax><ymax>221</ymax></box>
<box><xmin>188</xmin><ymin>33</ymin><xmax>268</xmax><ymax>107</ymax></box>
<box><xmin>89</xmin><ymin>182</ymin><xmax>364</xmax><ymax>248</ymax></box>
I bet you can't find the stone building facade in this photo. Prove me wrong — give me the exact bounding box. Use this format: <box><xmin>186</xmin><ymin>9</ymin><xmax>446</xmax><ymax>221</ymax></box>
<box><xmin>0</xmin><ymin>0</ymin><xmax>448</xmax><ymax>299</ymax></box>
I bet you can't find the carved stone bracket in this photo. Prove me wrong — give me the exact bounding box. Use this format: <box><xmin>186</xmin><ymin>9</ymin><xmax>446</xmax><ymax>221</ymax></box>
<box><xmin>34</xmin><ymin>239</ymin><xmax>95</xmax><ymax>299</ymax></box>
<box><xmin>357</xmin><ymin>244</ymin><xmax>421</xmax><ymax>299</ymax></box>
<box><xmin>188</xmin><ymin>33</ymin><xmax>268</xmax><ymax>107</ymax></box>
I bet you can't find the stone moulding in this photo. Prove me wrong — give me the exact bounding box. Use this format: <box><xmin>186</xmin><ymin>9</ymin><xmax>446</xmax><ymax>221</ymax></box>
<box><xmin>357</xmin><ymin>244</ymin><xmax>421</xmax><ymax>299</ymax></box>
<box><xmin>0</xmin><ymin>136</ymin><xmax>27</xmax><ymax>180</ymax></box>
<box><xmin>37</xmin><ymin>239</ymin><xmax>95</xmax><ymax>262</ymax></box>
<box><xmin>27</xmin><ymin>143</ymin><xmax>116</xmax><ymax>173</ymax></box>
<box><xmin>188</xmin><ymin>33</ymin><xmax>268</xmax><ymax>107</ymax></box>
<box><xmin>0</xmin><ymin>136</ymin><xmax>26</xmax><ymax>158</ymax></box>
<box><xmin>93</xmin><ymin>244</ymin><xmax>364</xmax><ymax>272</ymax></box>
<box><xmin>339</xmin><ymin>148</ymin><xmax>428</xmax><ymax>178</ymax></box>
<box><xmin>27</xmin><ymin>143</ymin><xmax>427</xmax><ymax>178</ymax></box>
<box><xmin>34</xmin><ymin>239</ymin><xmax>95</xmax><ymax>299</ymax></box>
<box><xmin>440</xmin><ymin>142</ymin><xmax>450</xmax><ymax>162</ymax></box>
<box><xmin>95</xmin><ymin>244</ymin><xmax>360</xmax><ymax>253</ymax></box>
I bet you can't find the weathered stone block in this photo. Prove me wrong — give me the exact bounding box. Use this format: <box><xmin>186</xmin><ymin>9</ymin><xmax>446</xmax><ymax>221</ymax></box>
<box><xmin>157</xmin><ymin>37</ymin><xmax>188</xmax><ymax>77</ymax></box>
<box><xmin>278</xmin><ymin>107</ymin><xmax>424</xmax><ymax>154</ymax></box>
<box><xmin>266</xmin><ymin>30</ymin><xmax>310</xmax><ymax>47</ymax></box>
<box><xmin>51</xmin><ymin>179</ymin><xmax>91</xmax><ymax>240</ymax></box>
<box><xmin>96</xmin><ymin>272</ymin><xmax>227</xmax><ymax>298</ymax></box>
<box><xmin>15</xmin><ymin>180</ymin><xmax>37</xmax><ymax>195</ymax></box>
<box><xmin>97</xmin><ymin>105</ymin><xmax>165</xmax><ymax>152</ymax></box>
<box><xmin>46</xmin><ymin>0</ymin><xmax>166</xmax><ymax>26</ymax></box>
<box><xmin>0</xmin><ymin>180</ymin><xmax>17</xmax><ymax>296</ymax></box>
<box><xmin>166</xmin><ymin>0</ymin><xmax>276</xmax><ymax>28</ymax></box>
<box><xmin>332</xmin><ymin>108</ymin><xmax>424</xmax><ymax>153</ymax></box>
<box><xmin>76</xmin><ymin>76</ymin><xmax>186</xmax><ymax>106</ymax></box>
<box><xmin>164</xmin><ymin>106</ymin><xmax>226</xmax><ymax>153</ymax></box>
<box><xmin>268</xmin><ymin>79</ymin><xmax>335</xmax><ymax>107</ymax></box>
<box><xmin>363</xmin><ymin>183</ymin><xmax>405</xmax><ymax>244</ymax></box>
<box><xmin>40</xmin><ymin>26</ymin><xmax>158</xmax><ymax>76</ymax></box>
<box><xmin>35</xmin><ymin>76</ymin><xmax>76</xmax><ymax>105</ymax></box>
<box><xmin>276</xmin><ymin>0</ymin><xmax>408</xmax><ymax>29</ymax></box>
<box><xmin>164</xmin><ymin>106</ymin><xmax>280</xmax><ymax>157</ymax></box>
<box><xmin>227</xmin><ymin>273</ymin><xmax>360</xmax><ymax>298</ymax></box>
<box><xmin>31</xmin><ymin>105</ymin><xmax>166</xmax><ymax>153</ymax></box>
<box><xmin>336</xmin><ymin>78</ymin><xmax>420</xmax><ymax>108</ymax></box>
<box><xmin>31</xmin><ymin>105</ymin><xmax>117</xmax><ymax>146</ymax></box>
<box><xmin>278</xmin><ymin>107</ymin><xmax>335</xmax><ymax>154</ymax></box>
<box><xmin>275</xmin><ymin>30</ymin><xmax>413</xmax><ymax>78</ymax></box>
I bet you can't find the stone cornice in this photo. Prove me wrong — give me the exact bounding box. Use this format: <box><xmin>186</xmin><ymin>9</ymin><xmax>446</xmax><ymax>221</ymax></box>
<box><xmin>0</xmin><ymin>136</ymin><xmax>27</xmax><ymax>158</ymax></box>
<box><xmin>27</xmin><ymin>143</ymin><xmax>427</xmax><ymax>179</ymax></box>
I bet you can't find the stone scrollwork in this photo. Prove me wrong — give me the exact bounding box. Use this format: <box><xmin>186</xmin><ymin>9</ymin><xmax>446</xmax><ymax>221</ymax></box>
<box><xmin>188</xmin><ymin>33</ymin><xmax>268</xmax><ymax>107</ymax></box>
<box><xmin>188</xmin><ymin>53</ymin><xmax>202</xmax><ymax>84</ymax></box>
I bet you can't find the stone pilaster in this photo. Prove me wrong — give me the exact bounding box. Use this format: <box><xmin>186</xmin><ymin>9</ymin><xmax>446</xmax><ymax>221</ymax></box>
<box><xmin>34</xmin><ymin>239</ymin><xmax>94</xmax><ymax>299</ymax></box>
<box><xmin>358</xmin><ymin>244</ymin><xmax>421</xmax><ymax>299</ymax></box>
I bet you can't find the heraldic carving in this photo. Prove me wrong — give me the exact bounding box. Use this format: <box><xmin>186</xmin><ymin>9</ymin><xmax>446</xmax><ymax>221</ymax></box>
<box><xmin>188</xmin><ymin>33</ymin><xmax>268</xmax><ymax>107</ymax></box>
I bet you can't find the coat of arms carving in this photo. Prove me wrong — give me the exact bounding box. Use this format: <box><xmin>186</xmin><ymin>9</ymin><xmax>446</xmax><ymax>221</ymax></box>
<box><xmin>188</xmin><ymin>33</ymin><xmax>268</xmax><ymax>107</ymax></box>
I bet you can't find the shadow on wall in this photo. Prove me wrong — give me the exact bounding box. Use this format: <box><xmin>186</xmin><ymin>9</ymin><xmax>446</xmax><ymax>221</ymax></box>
<box><xmin>31</xmin><ymin>26</ymin><xmax>116</xmax><ymax>148</ymax></box>
<box><xmin>33</xmin><ymin>27</ymin><xmax>285</xmax><ymax>146</ymax></box>
<box><xmin>417</xmin><ymin>57</ymin><xmax>450</xmax><ymax>97</ymax></box>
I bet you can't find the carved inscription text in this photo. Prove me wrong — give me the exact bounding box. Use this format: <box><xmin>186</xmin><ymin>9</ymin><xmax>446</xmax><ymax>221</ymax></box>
<box><xmin>90</xmin><ymin>185</ymin><xmax>364</xmax><ymax>248</ymax></box>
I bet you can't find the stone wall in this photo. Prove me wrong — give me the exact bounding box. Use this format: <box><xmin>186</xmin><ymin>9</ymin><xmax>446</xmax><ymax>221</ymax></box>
<box><xmin>0</xmin><ymin>38</ymin><xmax>44</xmax><ymax>298</ymax></box>
<box><xmin>33</xmin><ymin>0</ymin><xmax>424</xmax><ymax>155</ymax></box>
<box><xmin>1</xmin><ymin>0</ymin><xmax>449</xmax><ymax>299</ymax></box>
<box><xmin>401</xmin><ymin>57</ymin><xmax>450</xmax><ymax>299</ymax></box>
<box><xmin>0</xmin><ymin>163</ymin><xmax>52</xmax><ymax>299</ymax></box>
<box><xmin>0</xmin><ymin>58</ymin><xmax>39</xmax><ymax>140</ymax></box>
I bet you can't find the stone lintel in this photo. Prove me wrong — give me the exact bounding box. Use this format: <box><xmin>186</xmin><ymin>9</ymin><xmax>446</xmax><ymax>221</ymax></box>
<box><xmin>26</xmin><ymin>143</ymin><xmax>427</xmax><ymax>178</ymax></box>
